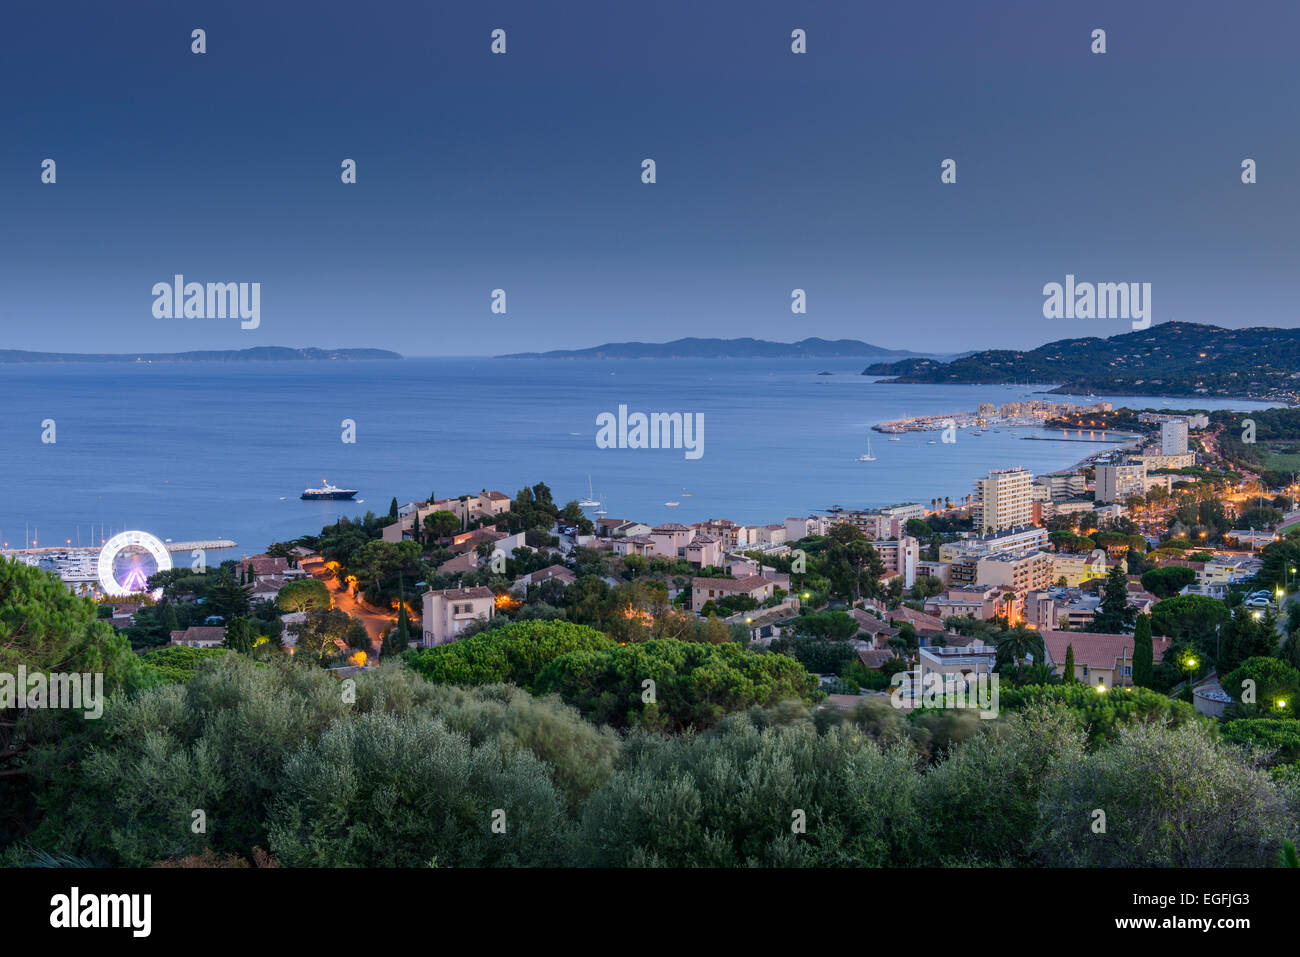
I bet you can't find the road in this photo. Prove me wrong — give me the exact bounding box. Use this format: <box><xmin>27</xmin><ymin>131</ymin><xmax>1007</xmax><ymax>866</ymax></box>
<box><xmin>300</xmin><ymin>556</ymin><xmax>398</xmax><ymax>654</ymax></box>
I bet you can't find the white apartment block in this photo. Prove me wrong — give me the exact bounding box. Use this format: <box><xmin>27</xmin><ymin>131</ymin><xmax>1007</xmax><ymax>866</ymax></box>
<box><xmin>974</xmin><ymin>468</ymin><xmax>1033</xmax><ymax>535</ymax></box>
<box><xmin>1095</xmin><ymin>463</ymin><xmax>1146</xmax><ymax>504</ymax></box>
<box><xmin>1160</xmin><ymin>419</ymin><xmax>1189</xmax><ymax>455</ymax></box>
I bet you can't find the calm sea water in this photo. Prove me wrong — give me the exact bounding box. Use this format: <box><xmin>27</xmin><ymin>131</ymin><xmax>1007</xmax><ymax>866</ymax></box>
<box><xmin>0</xmin><ymin>358</ymin><xmax>1273</xmax><ymax>555</ymax></box>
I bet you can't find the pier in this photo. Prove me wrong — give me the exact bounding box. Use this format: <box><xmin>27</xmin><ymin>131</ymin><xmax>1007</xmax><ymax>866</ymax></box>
<box><xmin>1</xmin><ymin>539</ymin><xmax>236</xmax><ymax>558</ymax></box>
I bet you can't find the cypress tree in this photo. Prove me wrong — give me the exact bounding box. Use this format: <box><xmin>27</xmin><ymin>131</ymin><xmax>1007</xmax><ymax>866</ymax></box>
<box><xmin>1063</xmin><ymin>643</ymin><xmax>1076</xmax><ymax>684</ymax></box>
<box><xmin>1132</xmin><ymin>614</ymin><xmax>1154</xmax><ymax>688</ymax></box>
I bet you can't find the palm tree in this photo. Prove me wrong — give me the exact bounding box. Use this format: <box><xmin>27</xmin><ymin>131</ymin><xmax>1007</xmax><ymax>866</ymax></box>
<box><xmin>995</xmin><ymin>627</ymin><xmax>1041</xmax><ymax>681</ymax></box>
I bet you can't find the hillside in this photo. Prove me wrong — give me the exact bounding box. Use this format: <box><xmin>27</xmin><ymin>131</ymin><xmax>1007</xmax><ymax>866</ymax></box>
<box><xmin>0</xmin><ymin>347</ymin><xmax>402</xmax><ymax>363</ymax></box>
<box><xmin>498</xmin><ymin>337</ymin><xmax>930</xmax><ymax>360</ymax></box>
<box><xmin>863</xmin><ymin>322</ymin><xmax>1300</xmax><ymax>401</ymax></box>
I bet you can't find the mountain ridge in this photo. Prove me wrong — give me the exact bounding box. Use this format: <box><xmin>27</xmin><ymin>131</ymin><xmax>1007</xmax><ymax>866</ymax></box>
<box><xmin>497</xmin><ymin>337</ymin><xmax>936</xmax><ymax>360</ymax></box>
<box><xmin>0</xmin><ymin>347</ymin><xmax>402</xmax><ymax>363</ymax></box>
<box><xmin>862</xmin><ymin>321</ymin><xmax>1300</xmax><ymax>401</ymax></box>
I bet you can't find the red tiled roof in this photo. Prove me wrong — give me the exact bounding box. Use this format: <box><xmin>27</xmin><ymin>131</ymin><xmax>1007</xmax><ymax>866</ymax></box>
<box><xmin>1041</xmin><ymin>630</ymin><xmax>1171</xmax><ymax>669</ymax></box>
<box><xmin>692</xmin><ymin>575</ymin><xmax>773</xmax><ymax>593</ymax></box>
<box><xmin>857</xmin><ymin>649</ymin><xmax>896</xmax><ymax>669</ymax></box>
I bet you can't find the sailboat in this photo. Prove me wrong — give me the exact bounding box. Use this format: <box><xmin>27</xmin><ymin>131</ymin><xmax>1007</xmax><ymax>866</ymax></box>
<box><xmin>579</xmin><ymin>475</ymin><xmax>600</xmax><ymax>508</ymax></box>
<box><xmin>593</xmin><ymin>493</ymin><xmax>607</xmax><ymax>516</ymax></box>
<box><xmin>858</xmin><ymin>434</ymin><xmax>876</xmax><ymax>462</ymax></box>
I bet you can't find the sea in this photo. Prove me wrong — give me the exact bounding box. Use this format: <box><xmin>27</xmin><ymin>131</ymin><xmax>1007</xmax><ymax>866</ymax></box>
<box><xmin>0</xmin><ymin>357</ymin><xmax>1275</xmax><ymax>559</ymax></box>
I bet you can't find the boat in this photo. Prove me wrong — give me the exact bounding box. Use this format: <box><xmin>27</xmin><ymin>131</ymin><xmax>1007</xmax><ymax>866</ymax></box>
<box><xmin>926</xmin><ymin>439</ymin><xmax>937</xmax><ymax>445</ymax></box>
<box><xmin>579</xmin><ymin>475</ymin><xmax>600</xmax><ymax>508</ymax></box>
<box><xmin>594</xmin><ymin>494</ymin><xmax>607</xmax><ymax>516</ymax></box>
<box><xmin>857</xmin><ymin>435</ymin><xmax>876</xmax><ymax>462</ymax></box>
<box><xmin>664</xmin><ymin>501</ymin><xmax>680</xmax><ymax>507</ymax></box>
<box><xmin>301</xmin><ymin>480</ymin><xmax>358</xmax><ymax>501</ymax></box>
<box><xmin>888</xmin><ymin>436</ymin><xmax>901</xmax><ymax>442</ymax></box>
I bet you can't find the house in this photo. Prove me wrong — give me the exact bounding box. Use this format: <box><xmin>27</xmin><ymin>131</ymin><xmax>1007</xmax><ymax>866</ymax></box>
<box><xmin>650</xmin><ymin>523</ymin><xmax>696</xmax><ymax>559</ymax></box>
<box><xmin>856</xmin><ymin>648</ymin><xmax>897</xmax><ymax>669</ymax></box>
<box><xmin>887</xmin><ymin>605</ymin><xmax>947</xmax><ymax>641</ymax></box>
<box><xmin>611</xmin><ymin>535</ymin><xmax>656</xmax><ymax>557</ymax></box>
<box><xmin>1041</xmin><ymin>629</ymin><xmax>1172</xmax><ymax>689</ymax></box>
<box><xmin>511</xmin><ymin>565</ymin><xmax>577</xmax><ymax>594</ymax></box>
<box><xmin>850</xmin><ymin>608</ymin><xmax>899</xmax><ymax>646</ymax></box>
<box><xmin>595</xmin><ymin>518</ymin><xmax>652</xmax><ymax>539</ymax></box>
<box><xmin>109</xmin><ymin>602</ymin><xmax>142</xmax><ymax>630</ymax></box>
<box><xmin>917</xmin><ymin>639</ymin><xmax>999</xmax><ymax>685</ymax></box>
<box><xmin>436</xmin><ymin>550</ymin><xmax>480</xmax><ymax>576</ymax></box>
<box><xmin>420</xmin><ymin>586</ymin><xmax>496</xmax><ymax>647</ymax></box>
<box><xmin>168</xmin><ymin>626</ymin><xmax>227</xmax><ymax>648</ymax></box>
<box><xmin>695</xmin><ymin>518</ymin><xmax>743</xmax><ymax>549</ymax></box>
<box><xmin>684</xmin><ymin>535</ymin><xmax>722</xmax><ymax>568</ymax></box>
<box><xmin>924</xmin><ymin>586</ymin><xmax>1023</xmax><ymax>624</ymax></box>
<box><xmin>690</xmin><ymin>575</ymin><xmax>776</xmax><ymax>613</ymax></box>
<box><xmin>236</xmin><ymin>554</ymin><xmax>290</xmax><ymax>582</ymax></box>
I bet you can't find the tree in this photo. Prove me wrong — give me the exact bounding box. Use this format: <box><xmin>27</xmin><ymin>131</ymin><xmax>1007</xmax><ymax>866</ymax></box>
<box><xmin>1218</xmin><ymin>608</ymin><xmax>1279</xmax><ymax>676</ymax></box>
<box><xmin>1140</xmin><ymin>566</ymin><xmax>1197</xmax><ymax>600</ymax></box>
<box><xmin>388</xmin><ymin>497</ymin><xmax>399</xmax><ymax>520</ymax></box>
<box><xmin>289</xmin><ymin>607</ymin><xmax>368</xmax><ymax>664</ymax></box>
<box><xmin>204</xmin><ymin>574</ymin><xmax>250</xmax><ymax>622</ymax></box>
<box><xmin>1222</xmin><ymin>657</ymin><xmax>1300</xmax><ymax>714</ymax></box>
<box><xmin>995</xmin><ymin>627</ymin><xmax>1044</xmax><ymax>681</ymax></box>
<box><xmin>222</xmin><ymin>617</ymin><xmax>255</xmax><ymax>654</ymax></box>
<box><xmin>1090</xmin><ymin>562</ymin><xmax>1134</xmax><ymax>634</ymax></box>
<box><xmin>423</xmin><ymin>510</ymin><xmax>461</xmax><ymax>541</ymax></box>
<box><xmin>1131</xmin><ymin>614</ymin><xmax>1154</xmax><ymax>688</ymax></box>
<box><xmin>275</xmin><ymin>578</ymin><xmax>331</xmax><ymax>613</ymax></box>
<box><xmin>1062</xmin><ymin>643</ymin><xmax>1077</xmax><ymax>684</ymax></box>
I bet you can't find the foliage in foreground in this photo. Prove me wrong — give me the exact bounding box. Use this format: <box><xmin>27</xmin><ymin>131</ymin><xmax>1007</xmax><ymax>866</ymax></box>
<box><xmin>8</xmin><ymin>654</ymin><xmax>1297</xmax><ymax>868</ymax></box>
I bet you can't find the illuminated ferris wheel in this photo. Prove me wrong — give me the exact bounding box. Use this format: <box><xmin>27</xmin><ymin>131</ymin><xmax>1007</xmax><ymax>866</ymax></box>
<box><xmin>97</xmin><ymin>530</ymin><xmax>174</xmax><ymax>597</ymax></box>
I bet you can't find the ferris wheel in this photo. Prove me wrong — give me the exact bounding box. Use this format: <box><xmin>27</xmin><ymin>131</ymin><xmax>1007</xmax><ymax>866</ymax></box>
<box><xmin>97</xmin><ymin>530</ymin><xmax>174</xmax><ymax>597</ymax></box>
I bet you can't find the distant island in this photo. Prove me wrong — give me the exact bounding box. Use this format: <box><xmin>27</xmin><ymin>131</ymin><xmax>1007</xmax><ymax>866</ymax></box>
<box><xmin>863</xmin><ymin>322</ymin><xmax>1300</xmax><ymax>403</ymax></box>
<box><xmin>497</xmin><ymin>337</ymin><xmax>935</xmax><ymax>360</ymax></box>
<box><xmin>0</xmin><ymin>347</ymin><xmax>402</xmax><ymax>364</ymax></box>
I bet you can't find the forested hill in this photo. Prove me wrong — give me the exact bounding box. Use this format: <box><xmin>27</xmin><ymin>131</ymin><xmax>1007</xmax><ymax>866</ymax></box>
<box><xmin>0</xmin><ymin>347</ymin><xmax>401</xmax><ymax>363</ymax></box>
<box><xmin>863</xmin><ymin>322</ymin><xmax>1300</xmax><ymax>401</ymax></box>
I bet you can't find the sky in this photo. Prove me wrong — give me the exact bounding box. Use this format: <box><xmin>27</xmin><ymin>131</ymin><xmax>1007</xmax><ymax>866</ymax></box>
<box><xmin>1</xmin><ymin>0</ymin><xmax>1297</xmax><ymax>355</ymax></box>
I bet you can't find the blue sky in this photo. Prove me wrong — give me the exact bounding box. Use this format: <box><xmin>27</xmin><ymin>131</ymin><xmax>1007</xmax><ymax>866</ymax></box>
<box><xmin>1</xmin><ymin>0</ymin><xmax>1297</xmax><ymax>354</ymax></box>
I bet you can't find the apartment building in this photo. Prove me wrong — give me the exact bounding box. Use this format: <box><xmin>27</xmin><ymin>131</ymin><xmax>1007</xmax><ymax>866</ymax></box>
<box><xmin>1160</xmin><ymin>419</ymin><xmax>1189</xmax><ymax>455</ymax></box>
<box><xmin>1095</xmin><ymin>463</ymin><xmax>1146</xmax><ymax>504</ymax></box>
<box><xmin>938</xmin><ymin>526</ymin><xmax>1049</xmax><ymax>563</ymax></box>
<box><xmin>871</xmin><ymin>536</ymin><xmax>920</xmax><ymax>588</ymax></box>
<box><xmin>973</xmin><ymin>468</ymin><xmax>1033</xmax><ymax>534</ymax></box>
<box><xmin>1034</xmin><ymin>472</ymin><xmax>1088</xmax><ymax>501</ymax></box>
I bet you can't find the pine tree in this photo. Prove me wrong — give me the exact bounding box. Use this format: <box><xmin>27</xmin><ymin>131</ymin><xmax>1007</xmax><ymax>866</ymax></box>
<box><xmin>223</xmin><ymin>617</ymin><xmax>254</xmax><ymax>654</ymax></box>
<box><xmin>1280</xmin><ymin>632</ymin><xmax>1300</xmax><ymax>671</ymax></box>
<box><xmin>1063</xmin><ymin>643</ymin><xmax>1076</xmax><ymax>684</ymax></box>
<box><xmin>1092</xmin><ymin>562</ymin><xmax>1133</xmax><ymax>634</ymax></box>
<box><xmin>1132</xmin><ymin>614</ymin><xmax>1154</xmax><ymax>688</ymax></box>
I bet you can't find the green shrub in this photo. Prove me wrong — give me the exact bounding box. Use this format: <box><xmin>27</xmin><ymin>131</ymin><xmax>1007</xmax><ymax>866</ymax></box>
<box><xmin>402</xmin><ymin>620</ymin><xmax>613</xmax><ymax>688</ymax></box>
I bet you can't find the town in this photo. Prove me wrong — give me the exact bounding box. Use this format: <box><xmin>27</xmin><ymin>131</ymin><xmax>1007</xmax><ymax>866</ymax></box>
<box><xmin>5</xmin><ymin>404</ymin><xmax>1300</xmax><ymax>873</ymax></box>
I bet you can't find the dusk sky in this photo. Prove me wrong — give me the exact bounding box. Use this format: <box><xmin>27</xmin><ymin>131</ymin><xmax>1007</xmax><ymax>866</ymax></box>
<box><xmin>2</xmin><ymin>0</ymin><xmax>1297</xmax><ymax>355</ymax></box>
